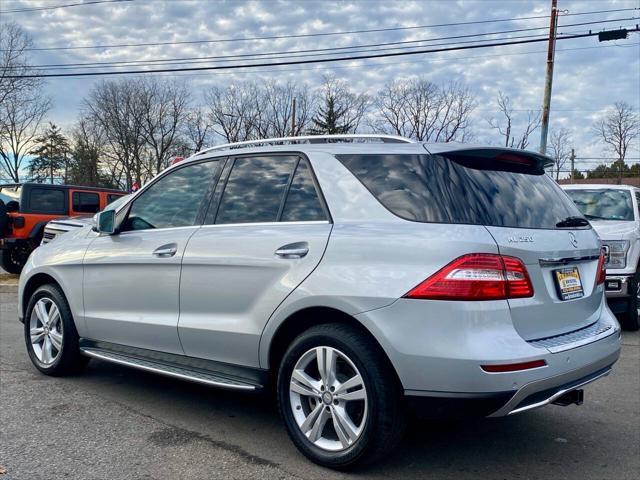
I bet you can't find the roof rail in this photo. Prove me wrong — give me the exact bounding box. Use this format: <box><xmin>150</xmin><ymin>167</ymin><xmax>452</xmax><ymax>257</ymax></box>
<box><xmin>194</xmin><ymin>134</ymin><xmax>415</xmax><ymax>156</ymax></box>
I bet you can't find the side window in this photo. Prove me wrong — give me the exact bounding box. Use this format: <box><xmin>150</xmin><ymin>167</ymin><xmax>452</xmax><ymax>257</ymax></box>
<box><xmin>72</xmin><ymin>191</ymin><xmax>100</xmax><ymax>213</ymax></box>
<box><xmin>29</xmin><ymin>188</ymin><xmax>65</xmax><ymax>214</ymax></box>
<box><xmin>635</xmin><ymin>192</ymin><xmax>640</xmax><ymax>218</ymax></box>
<box><xmin>281</xmin><ymin>160</ymin><xmax>327</xmax><ymax>222</ymax></box>
<box><xmin>124</xmin><ymin>160</ymin><xmax>219</xmax><ymax>231</ymax></box>
<box><xmin>107</xmin><ymin>194</ymin><xmax>123</xmax><ymax>205</ymax></box>
<box><xmin>214</xmin><ymin>156</ymin><xmax>297</xmax><ymax>224</ymax></box>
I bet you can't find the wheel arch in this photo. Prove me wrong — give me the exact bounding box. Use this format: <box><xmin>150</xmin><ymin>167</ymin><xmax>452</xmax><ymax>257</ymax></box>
<box><xmin>21</xmin><ymin>272</ymin><xmax>64</xmax><ymax>321</ymax></box>
<box><xmin>264</xmin><ymin>305</ymin><xmax>400</xmax><ymax>384</ymax></box>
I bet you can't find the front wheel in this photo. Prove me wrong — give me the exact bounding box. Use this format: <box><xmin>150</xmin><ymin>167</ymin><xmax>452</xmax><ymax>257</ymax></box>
<box><xmin>277</xmin><ymin>323</ymin><xmax>405</xmax><ymax>469</ymax></box>
<box><xmin>620</xmin><ymin>271</ymin><xmax>640</xmax><ymax>331</ymax></box>
<box><xmin>24</xmin><ymin>284</ymin><xmax>89</xmax><ymax>375</ymax></box>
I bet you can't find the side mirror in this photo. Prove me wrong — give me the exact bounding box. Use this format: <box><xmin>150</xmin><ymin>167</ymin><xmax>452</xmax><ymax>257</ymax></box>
<box><xmin>94</xmin><ymin>209</ymin><xmax>116</xmax><ymax>234</ymax></box>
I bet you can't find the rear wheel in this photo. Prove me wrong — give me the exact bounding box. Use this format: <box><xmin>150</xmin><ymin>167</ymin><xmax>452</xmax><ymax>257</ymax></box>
<box><xmin>620</xmin><ymin>270</ymin><xmax>640</xmax><ymax>331</ymax></box>
<box><xmin>24</xmin><ymin>284</ymin><xmax>89</xmax><ymax>375</ymax></box>
<box><xmin>277</xmin><ymin>323</ymin><xmax>405</xmax><ymax>469</ymax></box>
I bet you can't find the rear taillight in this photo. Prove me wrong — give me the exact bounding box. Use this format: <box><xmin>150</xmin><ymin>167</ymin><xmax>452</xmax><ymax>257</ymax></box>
<box><xmin>404</xmin><ymin>253</ymin><xmax>534</xmax><ymax>301</ymax></box>
<box><xmin>596</xmin><ymin>248</ymin><xmax>606</xmax><ymax>285</ymax></box>
<box><xmin>13</xmin><ymin>216</ymin><xmax>25</xmax><ymax>228</ymax></box>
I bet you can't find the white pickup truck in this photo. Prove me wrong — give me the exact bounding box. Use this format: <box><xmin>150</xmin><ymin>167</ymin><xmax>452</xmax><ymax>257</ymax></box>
<box><xmin>562</xmin><ymin>184</ymin><xmax>640</xmax><ymax>331</ymax></box>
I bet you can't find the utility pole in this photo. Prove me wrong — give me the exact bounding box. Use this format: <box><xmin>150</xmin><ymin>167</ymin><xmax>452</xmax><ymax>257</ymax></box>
<box><xmin>291</xmin><ymin>97</ymin><xmax>297</xmax><ymax>136</ymax></box>
<box><xmin>539</xmin><ymin>0</ymin><xmax>558</xmax><ymax>155</ymax></box>
<box><xmin>570</xmin><ymin>148</ymin><xmax>575</xmax><ymax>183</ymax></box>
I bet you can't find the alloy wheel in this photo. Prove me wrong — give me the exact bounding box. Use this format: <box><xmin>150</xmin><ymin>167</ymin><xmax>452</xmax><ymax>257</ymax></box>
<box><xmin>289</xmin><ymin>346</ymin><xmax>368</xmax><ymax>452</ymax></box>
<box><xmin>29</xmin><ymin>298</ymin><xmax>63</xmax><ymax>365</ymax></box>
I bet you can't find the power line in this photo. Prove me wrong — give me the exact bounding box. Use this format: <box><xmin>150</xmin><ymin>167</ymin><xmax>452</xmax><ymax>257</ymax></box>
<box><xmin>14</xmin><ymin>17</ymin><xmax>636</xmax><ymax>71</ymax></box>
<box><xmin>7</xmin><ymin>29</ymin><xmax>638</xmax><ymax>79</ymax></box>
<box><xmin>0</xmin><ymin>0</ymin><xmax>132</xmax><ymax>14</ymax></box>
<box><xmin>7</xmin><ymin>6</ymin><xmax>638</xmax><ymax>52</ymax></box>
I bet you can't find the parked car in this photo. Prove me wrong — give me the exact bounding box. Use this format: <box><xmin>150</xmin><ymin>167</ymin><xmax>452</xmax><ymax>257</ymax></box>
<box><xmin>0</xmin><ymin>183</ymin><xmax>125</xmax><ymax>273</ymax></box>
<box><xmin>19</xmin><ymin>135</ymin><xmax>621</xmax><ymax>468</ymax></box>
<box><xmin>41</xmin><ymin>194</ymin><xmax>131</xmax><ymax>245</ymax></box>
<box><xmin>562</xmin><ymin>184</ymin><xmax>640</xmax><ymax>330</ymax></box>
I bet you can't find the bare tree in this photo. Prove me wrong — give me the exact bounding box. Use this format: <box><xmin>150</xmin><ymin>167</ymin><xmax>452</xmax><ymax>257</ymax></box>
<box><xmin>0</xmin><ymin>89</ymin><xmax>51</xmax><ymax>182</ymax></box>
<box><xmin>139</xmin><ymin>78</ymin><xmax>190</xmax><ymax>174</ymax></box>
<box><xmin>548</xmin><ymin>127</ymin><xmax>572</xmax><ymax>180</ymax></box>
<box><xmin>595</xmin><ymin>101</ymin><xmax>639</xmax><ymax>164</ymax></box>
<box><xmin>83</xmin><ymin>79</ymin><xmax>148</xmax><ymax>190</ymax></box>
<box><xmin>0</xmin><ymin>23</ymin><xmax>39</xmax><ymax>107</ymax></box>
<box><xmin>308</xmin><ymin>75</ymin><xmax>369</xmax><ymax>134</ymax></box>
<box><xmin>256</xmin><ymin>80</ymin><xmax>316</xmax><ymax>137</ymax></box>
<box><xmin>204</xmin><ymin>82</ymin><xmax>261</xmax><ymax>143</ymax></box>
<box><xmin>488</xmin><ymin>91</ymin><xmax>541</xmax><ymax>149</ymax></box>
<box><xmin>183</xmin><ymin>106</ymin><xmax>213</xmax><ymax>154</ymax></box>
<box><xmin>373</xmin><ymin>78</ymin><xmax>475</xmax><ymax>142</ymax></box>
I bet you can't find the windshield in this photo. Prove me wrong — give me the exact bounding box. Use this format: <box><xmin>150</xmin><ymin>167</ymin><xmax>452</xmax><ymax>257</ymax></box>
<box><xmin>0</xmin><ymin>185</ymin><xmax>21</xmax><ymax>207</ymax></box>
<box><xmin>564</xmin><ymin>189</ymin><xmax>634</xmax><ymax>221</ymax></box>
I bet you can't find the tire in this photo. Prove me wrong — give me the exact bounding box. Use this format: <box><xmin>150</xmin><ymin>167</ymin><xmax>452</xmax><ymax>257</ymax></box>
<box><xmin>277</xmin><ymin>323</ymin><xmax>405</xmax><ymax>469</ymax></box>
<box><xmin>1</xmin><ymin>246</ymin><xmax>25</xmax><ymax>274</ymax></box>
<box><xmin>620</xmin><ymin>270</ymin><xmax>640</xmax><ymax>331</ymax></box>
<box><xmin>24</xmin><ymin>284</ymin><xmax>89</xmax><ymax>376</ymax></box>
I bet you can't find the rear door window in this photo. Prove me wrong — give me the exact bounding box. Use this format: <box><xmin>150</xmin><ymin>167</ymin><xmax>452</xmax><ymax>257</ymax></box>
<box><xmin>213</xmin><ymin>156</ymin><xmax>298</xmax><ymax>224</ymax></box>
<box><xmin>72</xmin><ymin>191</ymin><xmax>100</xmax><ymax>213</ymax></box>
<box><xmin>29</xmin><ymin>188</ymin><xmax>65</xmax><ymax>214</ymax></box>
<box><xmin>337</xmin><ymin>153</ymin><xmax>583</xmax><ymax>229</ymax></box>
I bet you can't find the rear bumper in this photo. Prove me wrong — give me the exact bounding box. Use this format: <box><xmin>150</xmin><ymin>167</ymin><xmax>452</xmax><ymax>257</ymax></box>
<box><xmin>357</xmin><ymin>298</ymin><xmax>621</xmax><ymax>417</ymax></box>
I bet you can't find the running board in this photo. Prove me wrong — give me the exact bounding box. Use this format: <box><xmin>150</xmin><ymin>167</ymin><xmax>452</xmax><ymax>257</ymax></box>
<box><xmin>80</xmin><ymin>347</ymin><xmax>259</xmax><ymax>391</ymax></box>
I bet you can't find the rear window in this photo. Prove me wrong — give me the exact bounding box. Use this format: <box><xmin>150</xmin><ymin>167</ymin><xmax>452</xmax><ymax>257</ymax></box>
<box><xmin>564</xmin><ymin>189</ymin><xmax>634</xmax><ymax>221</ymax></box>
<box><xmin>29</xmin><ymin>188</ymin><xmax>65</xmax><ymax>214</ymax></box>
<box><xmin>337</xmin><ymin>153</ymin><xmax>584</xmax><ymax>229</ymax></box>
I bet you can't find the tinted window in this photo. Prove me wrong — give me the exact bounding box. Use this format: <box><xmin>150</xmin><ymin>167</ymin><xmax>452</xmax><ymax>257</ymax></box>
<box><xmin>125</xmin><ymin>161</ymin><xmax>219</xmax><ymax>231</ymax></box>
<box><xmin>281</xmin><ymin>160</ymin><xmax>326</xmax><ymax>222</ymax></box>
<box><xmin>29</xmin><ymin>188</ymin><xmax>65</xmax><ymax>214</ymax></box>
<box><xmin>565</xmin><ymin>189</ymin><xmax>634</xmax><ymax>221</ymax></box>
<box><xmin>337</xmin><ymin>153</ymin><xmax>583</xmax><ymax>229</ymax></box>
<box><xmin>107</xmin><ymin>194</ymin><xmax>124</xmax><ymax>205</ymax></box>
<box><xmin>72</xmin><ymin>191</ymin><xmax>100</xmax><ymax>213</ymax></box>
<box><xmin>215</xmin><ymin>156</ymin><xmax>297</xmax><ymax>224</ymax></box>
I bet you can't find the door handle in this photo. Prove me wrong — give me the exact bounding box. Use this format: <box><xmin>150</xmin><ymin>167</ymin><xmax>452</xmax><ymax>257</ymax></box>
<box><xmin>275</xmin><ymin>242</ymin><xmax>309</xmax><ymax>259</ymax></box>
<box><xmin>153</xmin><ymin>243</ymin><xmax>178</xmax><ymax>258</ymax></box>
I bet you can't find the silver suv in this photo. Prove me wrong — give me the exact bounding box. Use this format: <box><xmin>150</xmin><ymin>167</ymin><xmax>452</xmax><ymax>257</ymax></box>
<box><xmin>19</xmin><ymin>135</ymin><xmax>621</xmax><ymax>468</ymax></box>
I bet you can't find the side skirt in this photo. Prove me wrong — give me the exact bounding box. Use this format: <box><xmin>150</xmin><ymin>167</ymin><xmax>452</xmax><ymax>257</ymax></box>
<box><xmin>79</xmin><ymin>339</ymin><xmax>267</xmax><ymax>391</ymax></box>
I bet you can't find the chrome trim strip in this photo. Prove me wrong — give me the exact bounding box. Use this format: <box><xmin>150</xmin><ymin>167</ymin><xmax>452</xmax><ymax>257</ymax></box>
<box><xmin>538</xmin><ymin>253</ymin><xmax>600</xmax><ymax>267</ymax></box>
<box><xmin>507</xmin><ymin>368</ymin><xmax>611</xmax><ymax>415</ymax></box>
<box><xmin>199</xmin><ymin>220</ymin><xmax>330</xmax><ymax>229</ymax></box>
<box><xmin>80</xmin><ymin>348</ymin><xmax>256</xmax><ymax>391</ymax></box>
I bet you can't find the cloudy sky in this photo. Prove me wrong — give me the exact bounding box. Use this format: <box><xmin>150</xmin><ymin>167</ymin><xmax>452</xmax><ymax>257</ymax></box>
<box><xmin>2</xmin><ymin>0</ymin><xmax>639</xmax><ymax>173</ymax></box>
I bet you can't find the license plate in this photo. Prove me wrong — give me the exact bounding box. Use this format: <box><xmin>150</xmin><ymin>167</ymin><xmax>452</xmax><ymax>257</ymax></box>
<box><xmin>554</xmin><ymin>267</ymin><xmax>584</xmax><ymax>301</ymax></box>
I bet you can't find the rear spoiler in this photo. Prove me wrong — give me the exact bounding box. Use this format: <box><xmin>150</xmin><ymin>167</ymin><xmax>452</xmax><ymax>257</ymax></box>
<box><xmin>423</xmin><ymin>145</ymin><xmax>554</xmax><ymax>169</ymax></box>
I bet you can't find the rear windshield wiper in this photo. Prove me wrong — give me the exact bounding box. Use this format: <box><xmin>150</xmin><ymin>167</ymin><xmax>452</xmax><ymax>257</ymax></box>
<box><xmin>556</xmin><ymin>216</ymin><xmax>590</xmax><ymax>228</ymax></box>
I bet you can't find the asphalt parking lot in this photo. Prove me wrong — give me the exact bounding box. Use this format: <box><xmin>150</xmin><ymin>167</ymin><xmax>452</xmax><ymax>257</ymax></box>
<box><xmin>1</xmin><ymin>272</ymin><xmax>639</xmax><ymax>480</ymax></box>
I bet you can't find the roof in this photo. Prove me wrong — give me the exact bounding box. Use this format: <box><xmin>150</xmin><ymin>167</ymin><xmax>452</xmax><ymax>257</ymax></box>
<box><xmin>184</xmin><ymin>135</ymin><xmax>554</xmax><ymax>168</ymax></box>
<box><xmin>0</xmin><ymin>182</ymin><xmax>125</xmax><ymax>194</ymax></box>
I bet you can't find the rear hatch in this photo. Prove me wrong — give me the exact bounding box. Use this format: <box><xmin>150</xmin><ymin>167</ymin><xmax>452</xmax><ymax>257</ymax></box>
<box><xmin>436</xmin><ymin>148</ymin><xmax>602</xmax><ymax>340</ymax></box>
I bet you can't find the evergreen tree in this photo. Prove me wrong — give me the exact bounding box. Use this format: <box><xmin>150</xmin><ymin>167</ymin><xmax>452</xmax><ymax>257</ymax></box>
<box><xmin>308</xmin><ymin>96</ymin><xmax>354</xmax><ymax>135</ymax></box>
<box><xmin>28</xmin><ymin>123</ymin><xmax>70</xmax><ymax>183</ymax></box>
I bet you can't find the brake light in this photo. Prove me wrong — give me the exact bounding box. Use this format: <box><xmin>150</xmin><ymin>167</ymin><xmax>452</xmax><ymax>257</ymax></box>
<box><xmin>404</xmin><ymin>253</ymin><xmax>534</xmax><ymax>301</ymax></box>
<box><xmin>596</xmin><ymin>248</ymin><xmax>606</xmax><ymax>285</ymax></box>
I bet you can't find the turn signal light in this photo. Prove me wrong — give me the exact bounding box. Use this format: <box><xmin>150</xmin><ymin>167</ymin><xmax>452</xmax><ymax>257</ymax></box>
<box><xmin>404</xmin><ymin>253</ymin><xmax>534</xmax><ymax>301</ymax></box>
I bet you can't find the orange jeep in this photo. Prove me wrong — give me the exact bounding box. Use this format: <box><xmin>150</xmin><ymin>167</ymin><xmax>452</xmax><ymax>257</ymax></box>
<box><xmin>0</xmin><ymin>183</ymin><xmax>125</xmax><ymax>273</ymax></box>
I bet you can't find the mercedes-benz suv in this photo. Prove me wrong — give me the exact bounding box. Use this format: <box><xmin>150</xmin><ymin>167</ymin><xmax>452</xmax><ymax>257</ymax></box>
<box><xmin>18</xmin><ymin>135</ymin><xmax>621</xmax><ymax>468</ymax></box>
